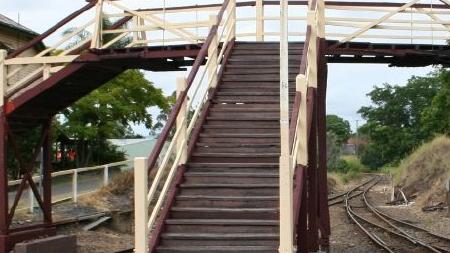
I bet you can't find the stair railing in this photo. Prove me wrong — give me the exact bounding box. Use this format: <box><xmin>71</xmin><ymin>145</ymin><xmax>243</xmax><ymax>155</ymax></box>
<box><xmin>133</xmin><ymin>0</ymin><xmax>236</xmax><ymax>252</ymax></box>
<box><xmin>291</xmin><ymin>0</ymin><xmax>325</xmax><ymax>173</ymax></box>
<box><xmin>287</xmin><ymin>0</ymin><xmax>325</xmax><ymax>249</ymax></box>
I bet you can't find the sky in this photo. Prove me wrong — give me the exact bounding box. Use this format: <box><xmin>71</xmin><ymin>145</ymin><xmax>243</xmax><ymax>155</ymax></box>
<box><xmin>2</xmin><ymin>0</ymin><xmax>437</xmax><ymax>134</ymax></box>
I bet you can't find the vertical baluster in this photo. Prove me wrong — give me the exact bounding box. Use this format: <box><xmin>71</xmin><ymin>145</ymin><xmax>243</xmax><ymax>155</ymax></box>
<box><xmin>134</xmin><ymin>157</ymin><xmax>149</xmax><ymax>253</ymax></box>
<box><xmin>91</xmin><ymin>0</ymin><xmax>104</xmax><ymax>48</ymax></box>
<box><xmin>208</xmin><ymin>15</ymin><xmax>219</xmax><ymax>88</ymax></box>
<box><xmin>256</xmin><ymin>0</ymin><xmax>264</xmax><ymax>41</ymax></box>
<box><xmin>279</xmin><ymin>0</ymin><xmax>295</xmax><ymax>252</ymax></box>
<box><xmin>176</xmin><ymin>77</ymin><xmax>188</xmax><ymax>164</ymax></box>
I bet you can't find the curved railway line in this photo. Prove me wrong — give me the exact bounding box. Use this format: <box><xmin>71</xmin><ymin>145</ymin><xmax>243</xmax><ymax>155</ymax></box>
<box><xmin>343</xmin><ymin>175</ymin><xmax>450</xmax><ymax>253</ymax></box>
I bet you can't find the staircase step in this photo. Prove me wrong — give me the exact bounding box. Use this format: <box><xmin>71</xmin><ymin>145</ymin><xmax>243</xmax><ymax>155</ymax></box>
<box><xmin>187</xmin><ymin>163</ymin><xmax>278</xmax><ymax>168</ymax></box>
<box><xmin>170</xmin><ymin>207</ymin><xmax>279</xmax><ymax>219</ymax></box>
<box><xmin>195</xmin><ymin>146</ymin><xmax>280</xmax><ymax>153</ymax></box>
<box><xmin>179</xmin><ymin>184</ymin><xmax>278</xmax><ymax>197</ymax></box>
<box><xmin>161</xmin><ymin>232</ymin><xmax>278</xmax><ymax>240</ymax></box>
<box><xmin>166</xmin><ymin>219</ymin><xmax>278</xmax><ymax>226</ymax></box>
<box><xmin>207</xmin><ymin>112</ymin><xmax>280</xmax><ymax>120</ymax></box>
<box><xmin>175</xmin><ymin>194</ymin><xmax>278</xmax><ymax>208</ymax></box>
<box><xmin>183</xmin><ymin>171</ymin><xmax>279</xmax><ymax>184</ymax></box>
<box><xmin>221</xmin><ymin>75</ymin><xmax>296</xmax><ymax>82</ymax></box>
<box><xmin>156</xmin><ymin>245</ymin><xmax>278</xmax><ymax>253</ymax></box>
<box><xmin>201</xmin><ymin>128</ymin><xmax>279</xmax><ymax>134</ymax></box>
<box><xmin>204</xmin><ymin>121</ymin><xmax>280</xmax><ymax>128</ymax></box>
<box><xmin>164</xmin><ymin>218</ymin><xmax>278</xmax><ymax>233</ymax></box>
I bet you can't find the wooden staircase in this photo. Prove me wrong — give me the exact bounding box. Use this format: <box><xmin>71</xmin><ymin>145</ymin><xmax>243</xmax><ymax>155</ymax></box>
<box><xmin>153</xmin><ymin>42</ymin><xmax>303</xmax><ymax>253</ymax></box>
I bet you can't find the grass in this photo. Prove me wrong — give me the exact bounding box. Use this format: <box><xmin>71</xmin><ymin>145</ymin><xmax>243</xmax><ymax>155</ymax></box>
<box><xmin>390</xmin><ymin>135</ymin><xmax>450</xmax><ymax>206</ymax></box>
<box><xmin>330</xmin><ymin>155</ymin><xmax>370</xmax><ymax>184</ymax></box>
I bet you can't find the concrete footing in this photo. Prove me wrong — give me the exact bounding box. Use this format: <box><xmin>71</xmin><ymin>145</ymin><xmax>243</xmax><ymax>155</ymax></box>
<box><xmin>14</xmin><ymin>235</ymin><xmax>76</xmax><ymax>253</ymax></box>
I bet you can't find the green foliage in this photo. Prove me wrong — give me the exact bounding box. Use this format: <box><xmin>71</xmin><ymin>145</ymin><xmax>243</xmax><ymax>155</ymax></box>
<box><xmin>326</xmin><ymin>131</ymin><xmax>341</xmax><ymax>170</ymax></box>
<box><xmin>421</xmin><ymin>70</ymin><xmax>450</xmax><ymax>135</ymax></box>
<box><xmin>59</xmin><ymin>70</ymin><xmax>169</xmax><ymax>167</ymax></box>
<box><xmin>357</xmin><ymin>69</ymin><xmax>448</xmax><ymax>169</ymax></box>
<box><xmin>326</xmin><ymin>115</ymin><xmax>351</xmax><ymax>145</ymax></box>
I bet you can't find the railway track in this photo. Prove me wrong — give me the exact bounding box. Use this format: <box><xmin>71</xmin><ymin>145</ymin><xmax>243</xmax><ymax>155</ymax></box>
<box><xmin>345</xmin><ymin>175</ymin><xmax>450</xmax><ymax>253</ymax></box>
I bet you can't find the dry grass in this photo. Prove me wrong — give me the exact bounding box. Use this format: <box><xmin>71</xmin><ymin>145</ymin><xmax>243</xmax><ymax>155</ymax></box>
<box><xmin>328</xmin><ymin>172</ymin><xmax>343</xmax><ymax>193</ymax></box>
<box><xmin>79</xmin><ymin>166</ymin><xmax>164</xmax><ymax>212</ymax></box>
<box><xmin>394</xmin><ymin>135</ymin><xmax>450</xmax><ymax>206</ymax></box>
<box><xmin>79</xmin><ymin>171</ymin><xmax>135</xmax><ymax>211</ymax></box>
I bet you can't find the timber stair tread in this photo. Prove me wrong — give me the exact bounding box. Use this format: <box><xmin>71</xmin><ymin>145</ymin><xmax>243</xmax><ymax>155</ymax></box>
<box><xmin>176</xmin><ymin>196</ymin><xmax>278</xmax><ymax>201</ymax></box>
<box><xmin>184</xmin><ymin>172</ymin><xmax>278</xmax><ymax>177</ymax></box>
<box><xmin>192</xmin><ymin>153</ymin><xmax>279</xmax><ymax>158</ymax></box>
<box><xmin>186</xmin><ymin>163</ymin><xmax>278</xmax><ymax>167</ymax></box>
<box><xmin>165</xmin><ymin>219</ymin><xmax>278</xmax><ymax>225</ymax></box>
<box><xmin>199</xmin><ymin>133</ymin><xmax>279</xmax><ymax>138</ymax></box>
<box><xmin>160</xmin><ymin>233</ymin><xmax>278</xmax><ymax>239</ymax></box>
<box><xmin>179</xmin><ymin>184</ymin><xmax>278</xmax><ymax>188</ymax></box>
<box><xmin>156</xmin><ymin>246</ymin><xmax>278</xmax><ymax>252</ymax></box>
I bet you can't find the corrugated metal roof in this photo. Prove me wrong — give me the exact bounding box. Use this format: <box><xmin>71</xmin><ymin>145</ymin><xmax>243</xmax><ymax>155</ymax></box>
<box><xmin>0</xmin><ymin>14</ymin><xmax>38</xmax><ymax>36</ymax></box>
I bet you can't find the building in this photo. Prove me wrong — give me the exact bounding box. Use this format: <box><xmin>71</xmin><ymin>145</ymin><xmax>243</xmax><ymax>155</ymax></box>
<box><xmin>0</xmin><ymin>13</ymin><xmax>45</xmax><ymax>86</ymax></box>
<box><xmin>0</xmin><ymin>14</ymin><xmax>44</xmax><ymax>52</ymax></box>
<box><xmin>109</xmin><ymin>138</ymin><xmax>158</xmax><ymax>161</ymax></box>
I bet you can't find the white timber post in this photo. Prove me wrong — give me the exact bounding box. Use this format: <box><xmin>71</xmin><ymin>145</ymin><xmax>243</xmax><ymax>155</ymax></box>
<box><xmin>0</xmin><ymin>50</ymin><xmax>7</xmax><ymax>106</ymax></box>
<box><xmin>230</xmin><ymin>0</ymin><xmax>237</xmax><ymax>39</ymax></box>
<box><xmin>103</xmin><ymin>165</ymin><xmax>109</xmax><ymax>186</ymax></box>
<box><xmin>72</xmin><ymin>170</ymin><xmax>78</xmax><ymax>203</ymax></box>
<box><xmin>307</xmin><ymin>10</ymin><xmax>318</xmax><ymax>88</ymax></box>
<box><xmin>134</xmin><ymin>157</ymin><xmax>149</xmax><ymax>253</ymax></box>
<box><xmin>28</xmin><ymin>184</ymin><xmax>34</xmax><ymax>213</ymax></box>
<box><xmin>176</xmin><ymin>77</ymin><xmax>188</xmax><ymax>164</ymax></box>
<box><xmin>279</xmin><ymin>0</ymin><xmax>294</xmax><ymax>252</ymax></box>
<box><xmin>317</xmin><ymin>0</ymin><xmax>326</xmax><ymax>38</ymax></box>
<box><xmin>296</xmin><ymin>75</ymin><xmax>308</xmax><ymax>166</ymax></box>
<box><xmin>91</xmin><ymin>0</ymin><xmax>104</xmax><ymax>48</ymax></box>
<box><xmin>256</xmin><ymin>0</ymin><xmax>264</xmax><ymax>41</ymax></box>
<box><xmin>43</xmin><ymin>64</ymin><xmax>51</xmax><ymax>80</ymax></box>
<box><xmin>132</xmin><ymin>16</ymin><xmax>139</xmax><ymax>45</ymax></box>
<box><xmin>208</xmin><ymin>15</ymin><xmax>219</xmax><ymax>88</ymax></box>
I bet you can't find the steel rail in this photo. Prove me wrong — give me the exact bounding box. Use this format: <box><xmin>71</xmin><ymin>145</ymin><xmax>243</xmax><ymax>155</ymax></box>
<box><xmin>344</xmin><ymin>176</ymin><xmax>396</xmax><ymax>253</ymax></box>
<box><xmin>346</xmin><ymin>176</ymin><xmax>450</xmax><ymax>253</ymax></box>
<box><xmin>363</xmin><ymin>183</ymin><xmax>450</xmax><ymax>252</ymax></box>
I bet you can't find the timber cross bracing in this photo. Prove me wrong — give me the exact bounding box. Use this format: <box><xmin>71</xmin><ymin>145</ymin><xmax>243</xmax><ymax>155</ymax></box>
<box><xmin>0</xmin><ymin>0</ymin><xmax>449</xmax><ymax>252</ymax></box>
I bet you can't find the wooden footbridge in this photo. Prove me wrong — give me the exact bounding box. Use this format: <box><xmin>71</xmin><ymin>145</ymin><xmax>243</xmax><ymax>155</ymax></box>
<box><xmin>0</xmin><ymin>0</ymin><xmax>449</xmax><ymax>252</ymax></box>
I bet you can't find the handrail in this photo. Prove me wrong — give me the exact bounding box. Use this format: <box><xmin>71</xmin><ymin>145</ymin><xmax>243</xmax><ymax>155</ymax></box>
<box><xmin>7</xmin><ymin>2</ymin><xmax>96</xmax><ymax>59</ymax></box>
<box><xmin>133</xmin><ymin>0</ymin><xmax>236</xmax><ymax>251</ymax></box>
<box><xmin>4</xmin><ymin>0</ymin><xmax>449</xmax><ymax>100</ymax></box>
<box><xmin>146</xmin><ymin>0</ymin><xmax>231</xmax><ymax>172</ymax></box>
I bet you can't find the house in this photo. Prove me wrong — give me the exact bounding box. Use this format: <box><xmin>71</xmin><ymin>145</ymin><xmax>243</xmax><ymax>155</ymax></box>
<box><xmin>0</xmin><ymin>13</ymin><xmax>45</xmax><ymax>86</ymax></box>
<box><xmin>0</xmin><ymin>14</ymin><xmax>44</xmax><ymax>53</ymax></box>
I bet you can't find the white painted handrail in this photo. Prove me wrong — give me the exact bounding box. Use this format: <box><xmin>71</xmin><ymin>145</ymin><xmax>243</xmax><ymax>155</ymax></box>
<box><xmin>134</xmin><ymin>0</ymin><xmax>236</xmax><ymax>252</ymax></box>
<box><xmin>5</xmin><ymin>0</ymin><xmax>449</xmax><ymax>98</ymax></box>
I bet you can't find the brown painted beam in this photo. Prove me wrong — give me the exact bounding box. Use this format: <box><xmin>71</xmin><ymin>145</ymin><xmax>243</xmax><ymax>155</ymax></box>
<box><xmin>7</xmin><ymin>2</ymin><xmax>96</xmax><ymax>59</ymax></box>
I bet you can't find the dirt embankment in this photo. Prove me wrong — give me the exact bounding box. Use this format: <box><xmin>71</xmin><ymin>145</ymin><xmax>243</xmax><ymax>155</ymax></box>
<box><xmin>394</xmin><ymin>135</ymin><xmax>450</xmax><ymax>207</ymax></box>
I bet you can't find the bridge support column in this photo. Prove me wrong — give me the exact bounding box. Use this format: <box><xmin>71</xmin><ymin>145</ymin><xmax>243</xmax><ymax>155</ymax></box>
<box><xmin>317</xmin><ymin>39</ymin><xmax>331</xmax><ymax>250</ymax></box>
<box><xmin>0</xmin><ymin>53</ymin><xmax>56</xmax><ymax>251</ymax></box>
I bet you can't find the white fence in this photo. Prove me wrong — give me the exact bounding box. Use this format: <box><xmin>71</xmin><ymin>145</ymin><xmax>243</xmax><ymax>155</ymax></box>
<box><xmin>8</xmin><ymin>160</ymin><xmax>132</xmax><ymax>213</ymax></box>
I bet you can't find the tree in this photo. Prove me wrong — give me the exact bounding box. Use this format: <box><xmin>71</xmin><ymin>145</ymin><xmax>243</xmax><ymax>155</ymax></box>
<box><xmin>421</xmin><ymin>69</ymin><xmax>450</xmax><ymax>136</ymax></box>
<box><xmin>59</xmin><ymin>70</ymin><xmax>169</xmax><ymax>167</ymax></box>
<box><xmin>326</xmin><ymin>115</ymin><xmax>351</xmax><ymax>145</ymax></box>
<box><xmin>357</xmin><ymin>70</ymin><xmax>443</xmax><ymax>168</ymax></box>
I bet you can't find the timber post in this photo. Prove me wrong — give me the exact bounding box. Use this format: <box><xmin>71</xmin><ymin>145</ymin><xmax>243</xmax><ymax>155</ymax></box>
<box><xmin>134</xmin><ymin>157</ymin><xmax>149</xmax><ymax>253</ymax></box>
<box><xmin>208</xmin><ymin>15</ymin><xmax>219</xmax><ymax>88</ymax></box>
<box><xmin>0</xmin><ymin>49</ymin><xmax>7</xmax><ymax>253</ymax></box>
<box><xmin>279</xmin><ymin>0</ymin><xmax>294</xmax><ymax>252</ymax></box>
<box><xmin>176</xmin><ymin>77</ymin><xmax>188</xmax><ymax>164</ymax></box>
<box><xmin>256</xmin><ymin>0</ymin><xmax>264</xmax><ymax>41</ymax></box>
